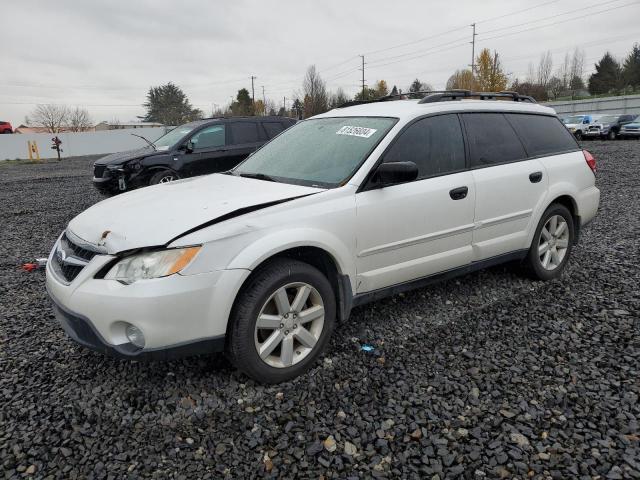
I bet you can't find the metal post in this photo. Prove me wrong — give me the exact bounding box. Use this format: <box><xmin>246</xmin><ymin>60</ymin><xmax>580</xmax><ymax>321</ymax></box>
<box><xmin>470</xmin><ymin>23</ymin><xmax>477</xmax><ymax>74</ymax></box>
<box><xmin>251</xmin><ymin>76</ymin><xmax>257</xmax><ymax>106</ymax></box>
<box><xmin>262</xmin><ymin>85</ymin><xmax>266</xmax><ymax>115</ymax></box>
<box><xmin>359</xmin><ymin>55</ymin><xmax>365</xmax><ymax>98</ymax></box>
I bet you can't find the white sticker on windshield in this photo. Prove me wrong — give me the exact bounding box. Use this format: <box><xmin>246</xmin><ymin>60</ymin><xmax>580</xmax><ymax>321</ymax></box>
<box><xmin>336</xmin><ymin>125</ymin><xmax>377</xmax><ymax>138</ymax></box>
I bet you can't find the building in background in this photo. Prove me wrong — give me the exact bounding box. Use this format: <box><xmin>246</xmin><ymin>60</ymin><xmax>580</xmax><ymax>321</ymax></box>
<box><xmin>94</xmin><ymin>121</ymin><xmax>164</xmax><ymax>131</ymax></box>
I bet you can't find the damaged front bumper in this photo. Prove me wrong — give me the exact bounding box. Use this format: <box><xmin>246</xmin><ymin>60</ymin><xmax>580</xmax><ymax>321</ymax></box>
<box><xmin>45</xmin><ymin>234</ymin><xmax>249</xmax><ymax>360</ymax></box>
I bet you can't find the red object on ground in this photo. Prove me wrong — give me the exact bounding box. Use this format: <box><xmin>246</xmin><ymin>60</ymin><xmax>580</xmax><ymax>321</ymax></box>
<box><xmin>22</xmin><ymin>263</ymin><xmax>39</xmax><ymax>272</ymax></box>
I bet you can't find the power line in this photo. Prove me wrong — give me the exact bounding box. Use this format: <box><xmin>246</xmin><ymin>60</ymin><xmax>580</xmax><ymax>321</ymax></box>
<box><xmin>479</xmin><ymin>1</ymin><xmax>640</xmax><ymax>42</ymax></box>
<box><xmin>475</xmin><ymin>0</ymin><xmax>561</xmax><ymax>24</ymax></box>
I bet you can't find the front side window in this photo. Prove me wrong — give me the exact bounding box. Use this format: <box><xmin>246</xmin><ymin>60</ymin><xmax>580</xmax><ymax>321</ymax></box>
<box><xmin>383</xmin><ymin>114</ymin><xmax>465</xmax><ymax>178</ymax></box>
<box><xmin>231</xmin><ymin>122</ymin><xmax>259</xmax><ymax>144</ymax></box>
<box><xmin>154</xmin><ymin>124</ymin><xmax>198</xmax><ymax>150</ymax></box>
<box><xmin>190</xmin><ymin>125</ymin><xmax>225</xmax><ymax>150</ymax></box>
<box><xmin>462</xmin><ymin>113</ymin><xmax>526</xmax><ymax>167</ymax></box>
<box><xmin>234</xmin><ymin>117</ymin><xmax>397</xmax><ymax>187</ymax></box>
<box><xmin>506</xmin><ymin>114</ymin><xmax>578</xmax><ymax>157</ymax></box>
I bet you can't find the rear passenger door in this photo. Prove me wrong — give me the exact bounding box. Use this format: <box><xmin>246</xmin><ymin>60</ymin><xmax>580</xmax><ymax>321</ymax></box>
<box><xmin>355</xmin><ymin>114</ymin><xmax>475</xmax><ymax>293</ymax></box>
<box><xmin>225</xmin><ymin>121</ymin><xmax>264</xmax><ymax>170</ymax></box>
<box><xmin>462</xmin><ymin>113</ymin><xmax>548</xmax><ymax>260</ymax></box>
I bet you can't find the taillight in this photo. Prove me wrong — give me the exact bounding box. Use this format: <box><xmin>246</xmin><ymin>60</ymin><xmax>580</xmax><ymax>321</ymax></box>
<box><xmin>583</xmin><ymin>149</ymin><xmax>596</xmax><ymax>174</ymax></box>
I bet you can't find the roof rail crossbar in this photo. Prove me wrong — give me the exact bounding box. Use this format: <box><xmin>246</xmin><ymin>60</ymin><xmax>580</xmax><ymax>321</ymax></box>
<box><xmin>337</xmin><ymin>90</ymin><xmax>536</xmax><ymax>108</ymax></box>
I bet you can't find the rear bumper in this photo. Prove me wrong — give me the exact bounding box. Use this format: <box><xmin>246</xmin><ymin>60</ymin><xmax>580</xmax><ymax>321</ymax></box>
<box><xmin>48</xmin><ymin>290</ymin><xmax>225</xmax><ymax>360</ymax></box>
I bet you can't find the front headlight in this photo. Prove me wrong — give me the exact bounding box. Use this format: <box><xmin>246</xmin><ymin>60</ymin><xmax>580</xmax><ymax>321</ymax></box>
<box><xmin>105</xmin><ymin>246</ymin><xmax>201</xmax><ymax>284</ymax></box>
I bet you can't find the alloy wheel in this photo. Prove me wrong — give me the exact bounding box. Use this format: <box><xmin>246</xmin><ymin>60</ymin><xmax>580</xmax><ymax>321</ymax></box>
<box><xmin>538</xmin><ymin>214</ymin><xmax>570</xmax><ymax>271</ymax></box>
<box><xmin>254</xmin><ymin>282</ymin><xmax>325</xmax><ymax>368</ymax></box>
<box><xmin>159</xmin><ymin>175</ymin><xmax>175</xmax><ymax>183</ymax></box>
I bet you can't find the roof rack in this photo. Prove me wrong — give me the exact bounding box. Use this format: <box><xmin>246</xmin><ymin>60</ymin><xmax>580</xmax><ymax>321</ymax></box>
<box><xmin>337</xmin><ymin>89</ymin><xmax>536</xmax><ymax>108</ymax></box>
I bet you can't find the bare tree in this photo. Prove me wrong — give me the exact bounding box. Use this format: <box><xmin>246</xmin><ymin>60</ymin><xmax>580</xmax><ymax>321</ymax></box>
<box><xmin>526</xmin><ymin>62</ymin><xmax>536</xmax><ymax>84</ymax></box>
<box><xmin>26</xmin><ymin>104</ymin><xmax>69</xmax><ymax>133</ymax></box>
<box><xmin>537</xmin><ymin>51</ymin><xmax>553</xmax><ymax>87</ymax></box>
<box><xmin>570</xmin><ymin>48</ymin><xmax>585</xmax><ymax>89</ymax></box>
<box><xmin>558</xmin><ymin>52</ymin><xmax>571</xmax><ymax>89</ymax></box>
<box><xmin>302</xmin><ymin>65</ymin><xmax>328</xmax><ymax>117</ymax></box>
<box><xmin>67</xmin><ymin>106</ymin><xmax>93</xmax><ymax>132</ymax></box>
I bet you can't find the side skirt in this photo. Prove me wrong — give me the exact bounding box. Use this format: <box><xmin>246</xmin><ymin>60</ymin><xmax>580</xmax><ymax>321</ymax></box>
<box><xmin>351</xmin><ymin>250</ymin><xmax>528</xmax><ymax>308</ymax></box>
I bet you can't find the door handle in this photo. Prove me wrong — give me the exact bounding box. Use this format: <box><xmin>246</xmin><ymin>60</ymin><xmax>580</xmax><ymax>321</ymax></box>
<box><xmin>529</xmin><ymin>171</ymin><xmax>543</xmax><ymax>183</ymax></box>
<box><xmin>449</xmin><ymin>186</ymin><xmax>468</xmax><ymax>200</ymax></box>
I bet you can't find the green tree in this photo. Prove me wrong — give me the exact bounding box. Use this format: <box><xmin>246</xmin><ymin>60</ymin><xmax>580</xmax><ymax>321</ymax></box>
<box><xmin>231</xmin><ymin>88</ymin><xmax>254</xmax><ymax>116</ymax></box>
<box><xmin>588</xmin><ymin>52</ymin><xmax>622</xmax><ymax>95</ymax></box>
<box><xmin>374</xmin><ymin>80</ymin><xmax>389</xmax><ymax>98</ymax></box>
<box><xmin>475</xmin><ymin>49</ymin><xmax>508</xmax><ymax>92</ymax></box>
<box><xmin>142</xmin><ymin>83</ymin><xmax>202</xmax><ymax>125</ymax></box>
<box><xmin>354</xmin><ymin>87</ymin><xmax>378</xmax><ymax>101</ymax></box>
<box><xmin>622</xmin><ymin>43</ymin><xmax>640</xmax><ymax>90</ymax></box>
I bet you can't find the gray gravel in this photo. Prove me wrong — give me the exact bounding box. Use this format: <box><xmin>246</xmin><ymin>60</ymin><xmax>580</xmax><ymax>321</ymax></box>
<box><xmin>1</xmin><ymin>142</ymin><xmax>639</xmax><ymax>479</ymax></box>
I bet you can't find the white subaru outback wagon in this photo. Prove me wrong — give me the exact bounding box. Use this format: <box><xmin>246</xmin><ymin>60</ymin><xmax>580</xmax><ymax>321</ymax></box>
<box><xmin>46</xmin><ymin>91</ymin><xmax>600</xmax><ymax>383</ymax></box>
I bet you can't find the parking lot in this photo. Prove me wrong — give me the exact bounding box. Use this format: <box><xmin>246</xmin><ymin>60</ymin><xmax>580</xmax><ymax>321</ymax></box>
<box><xmin>0</xmin><ymin>140</ymin><xmax>638</xmax><ymax>478</ymax></box>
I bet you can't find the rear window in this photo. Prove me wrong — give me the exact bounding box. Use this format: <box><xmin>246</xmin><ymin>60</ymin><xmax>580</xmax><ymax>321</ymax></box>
<box><xmin>506</xmin><ymin>114</ymin><xmax>578</xmax><ymax>157</ymax></box>
<box><xmin>462</xmin><ymin>113</ymin><xmax>526</xmax><ymax>167</ymax></box>
<box><xmin>231</xmin><ymin>122</ymin><xmax>259</xmax><ymax>144</ymax></box>
<box><xmin>263</xmin><ymin>122</ymin><xmax>285</xmax><ymax>139</ymax></box>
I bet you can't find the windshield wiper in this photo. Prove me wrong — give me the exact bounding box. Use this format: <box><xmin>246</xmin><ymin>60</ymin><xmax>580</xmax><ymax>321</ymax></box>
<box><xmin>130</xmin><ymin>133</ymin><xmax>156</xmax><ymax>150</ymax></box>
<box><xmin>238</xmin><ymin>172</ymin><xmax>276</xmax><ymax>182</ymax></box>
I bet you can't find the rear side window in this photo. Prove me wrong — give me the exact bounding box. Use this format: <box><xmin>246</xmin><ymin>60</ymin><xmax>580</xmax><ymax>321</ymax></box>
<box><xmin>506</xmin><ymin>114</ymin><xmax>578</xmax><ymax>157</ymax></box>
<box><xmin>384</xmin><ymin>114</ymin><xmax>465</xmax><ymax>178</ymax></box>
<box><xmin>462</xmin><ymin>113</ymin><xmax>526</xmax><ymax>167</ymax></box>
<box><xmin>231</xmin><ymin>122</ymin><xmax>259</xmax><ymax>144</ymax></box>
<box><xmin>263</xmin><ymin>122</ymin><xmax>285</xmax><ymax>139</ymax></box>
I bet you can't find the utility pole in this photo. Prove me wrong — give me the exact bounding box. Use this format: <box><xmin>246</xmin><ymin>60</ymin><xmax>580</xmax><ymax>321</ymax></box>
<box><xmin>359</xmin><ymin>55</ymin><xmax>366</xmax><ymax>98</ymax></box>
<box><xmin>250</xmin><ymin>76</ymin><xmax>257</xmax><ymax>105</ymax></box>
<box><xmin>261</xmin><ymin>85</ymin><xmax>266</xmax><ymax>115</ymax></box>
<box><xmin>283</xmin><ymin>96</ymin><xmax>287</xmax><ymax>112</ymax></box>
<box><xmin>469</xmin><ymin>23</ymin><xmax>477</xmax><ymax>75</ymax></box>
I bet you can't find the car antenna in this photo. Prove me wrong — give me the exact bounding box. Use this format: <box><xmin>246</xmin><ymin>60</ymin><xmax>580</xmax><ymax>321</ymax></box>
<box><xmin>130</xmin><ymin>133</ymin><xmax>156</xmax><ymax>150</ymax></box>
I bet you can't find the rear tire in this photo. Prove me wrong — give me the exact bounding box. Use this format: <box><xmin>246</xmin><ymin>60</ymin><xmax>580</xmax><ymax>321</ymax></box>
<box><xmin>524</xmin><ymin>204</ymin><xmax>574</xmax><ymax>281</ymax></box>
<box><xmin>149</xmin><ymin>170</ymin><xmax>179</xmax><ymax>185</ymax></box>
<box><xmin>227</xmin><ymin>258</ymin><xmax>336</xmax><ymax>383</ymax></box>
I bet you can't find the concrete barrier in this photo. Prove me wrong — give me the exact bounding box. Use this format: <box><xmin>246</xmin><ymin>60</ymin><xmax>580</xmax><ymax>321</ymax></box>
<box><xmin>545</xmin><ymin>94</ymin><xmax>640</xmax><ymax>116</ymax></box>
<box><xmin>0</xmin><ymin>127</ymin><xmax>169</xmax><ymax>161</ymax></box>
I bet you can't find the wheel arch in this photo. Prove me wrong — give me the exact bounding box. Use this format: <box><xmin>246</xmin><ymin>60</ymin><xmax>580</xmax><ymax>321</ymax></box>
<box><xmin>230</xmin><ymin>243</ymin><xmax>354</xmax><ymax>324</ymax></box>
<box><xmin>528</xmin><ymin>191</ymin><xmax>581</xmax><ymax>248</ymax></box>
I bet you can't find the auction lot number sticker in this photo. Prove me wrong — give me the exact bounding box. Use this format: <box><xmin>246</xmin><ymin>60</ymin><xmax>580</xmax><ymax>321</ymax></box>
<box><xmin>336</xmin><ymin>125</ymin><xmax>377</xmax><ymax>138</ymax></box>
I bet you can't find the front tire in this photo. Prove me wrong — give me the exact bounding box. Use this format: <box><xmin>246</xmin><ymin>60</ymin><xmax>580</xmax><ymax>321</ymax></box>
<box><xmin>574</xmin><ymin>131</ymin><xmax>583</xmax><ymax>141</ymax></box>
<box><xmin>149</xmin><ymin>170</ymin><xmax>179</xmax><ymax>185</ymax></box>
<box><xmin>227</xmin><ymin>258</ymin><xmax>336</xmax><ymax>383</ymax></box>
<box><xmin>607</xmin><ymin>130</ymin><xmax>616</xmax><ymax>140</ymax></box>
<box><xmin>524</xmin><ymin>204</ymin><xmax>574</xmax><ymax>280</ymax></box>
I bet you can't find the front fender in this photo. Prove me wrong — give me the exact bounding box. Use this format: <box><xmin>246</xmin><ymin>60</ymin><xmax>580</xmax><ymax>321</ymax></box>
<box><xmin>226</xmin><ymin>227</ymin><xmax>355</xmax><ymax>286</ymax></box>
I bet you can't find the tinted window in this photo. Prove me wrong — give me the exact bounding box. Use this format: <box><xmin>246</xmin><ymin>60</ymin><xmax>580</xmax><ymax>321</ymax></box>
<box><xmin>191</xmin><ymin>125</ymin><xmax>225</xmax><ymax>149</ymax></box>
<box><xmin>506</xmin><ymin>114</ymin><xmax>578</xmax><ymax>157</ymax></box>
<box><xmin>462</xmin><ymin>113</ymin><xmax>526</xmax><ymax>167</ymax></box>
<box><xmin>384</xmin><ymin>114</ymin><xmax>465</xmax><ymax>178</ymax></box>
<box><xmin>263</xmin><ymin>122</ymin><xmax>285</xmax><ymax>139</ymax></box>
<box><xmin>231</xmin><ymin>122</ymin><xmax>259</xmax><ymax>144</ymax></box>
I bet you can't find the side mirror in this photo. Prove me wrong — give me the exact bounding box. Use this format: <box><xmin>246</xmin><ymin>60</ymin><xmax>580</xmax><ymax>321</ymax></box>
<box><xmin>371</xmin><ymin>161</ymin><xmax>419</xmax><ymax>187</ymax></box>
<box><xmin>185</xmin><ymin>140</ymin><xmax>195</xmax><ymax>153</ymax></box>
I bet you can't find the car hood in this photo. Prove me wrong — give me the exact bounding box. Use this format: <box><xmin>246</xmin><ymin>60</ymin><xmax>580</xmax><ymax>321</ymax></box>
<box><xmin>94</xmin><ymin>147</ymin><xmax>163</xmax><ymax>166</ymax></box>
<box><xmin>67</xmin><ymin>174</ymin><xmax>324</xmax><ymax>254</ymax></box>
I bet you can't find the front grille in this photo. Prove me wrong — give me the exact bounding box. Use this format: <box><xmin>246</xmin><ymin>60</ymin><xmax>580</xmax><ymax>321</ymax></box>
<box><xmin>51</xmin><ymin>233</ymin><xmax>99</xmax><ymax>283</ymax></box>
<box><xmin>588</xmin><ymin>126</ymin><xmax>600</xmax><ymax>131</ymax></box>
<box><xmin>94</xmin><ymin>165</ymin><xmax>106</xmax><ymax>178</ymax></box>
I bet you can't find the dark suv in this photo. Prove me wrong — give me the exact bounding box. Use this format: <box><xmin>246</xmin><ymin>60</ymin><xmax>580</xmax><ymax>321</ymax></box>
<box><xmin>584</xmin><ymin>114</ymin><xmax>638</xmax><ymax>140</ymax></box>
<box><xmin>92</xmin><ymin>116</ymin><xmax>296</xmax><ymax>194</ymax></box>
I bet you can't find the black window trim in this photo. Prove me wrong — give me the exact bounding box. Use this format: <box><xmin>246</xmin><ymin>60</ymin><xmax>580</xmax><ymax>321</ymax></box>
<box><xmin>358</xmin><ymin>109</ymin><xmax>582</xmax><ymax>193</ymax></box>
<box><xmin>359</xmin><ymin>111</ymin><xmax>470</xmax><ymax>192</ymax></box>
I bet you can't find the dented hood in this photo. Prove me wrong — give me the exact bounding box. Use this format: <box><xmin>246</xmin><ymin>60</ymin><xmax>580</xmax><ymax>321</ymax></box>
<box><xmin>68</xmin><ymin>173</ymin><xmax>323</xmax><ymax>253</ymax></box>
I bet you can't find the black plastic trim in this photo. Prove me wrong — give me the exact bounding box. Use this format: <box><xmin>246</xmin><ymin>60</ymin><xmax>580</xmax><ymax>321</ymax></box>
<box><xmin>47</xmin><ymin>288</ymin><xmax>225</xmax><ymax>360</ymax></box>
<box><xmin>352</xmin><ymin>250</ymin><xmax>528</xmax><ymax>308</ymax></box>
<box><xmin>337</xmin><ymin>274</ymin><xmax>353</xmax><ymax>322</ymax></box>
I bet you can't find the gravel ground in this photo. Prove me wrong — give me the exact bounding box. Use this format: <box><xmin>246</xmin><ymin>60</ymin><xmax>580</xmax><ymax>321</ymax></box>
<box><xmin>0</xmin><ymin>142</ymin><xmax>638</xmax><ymax>479</ymax></box>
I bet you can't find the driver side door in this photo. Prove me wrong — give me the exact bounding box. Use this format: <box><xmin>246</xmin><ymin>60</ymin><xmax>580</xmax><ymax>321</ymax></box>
<box><xmin>183</xmin><ymin>124</ymin><xmax>228</xmax><ymax>177</ymax></box>
<box><xmin>355</xmin><ymin>114</ymin><xmax>475</xmax><ymax>293</ymax></box>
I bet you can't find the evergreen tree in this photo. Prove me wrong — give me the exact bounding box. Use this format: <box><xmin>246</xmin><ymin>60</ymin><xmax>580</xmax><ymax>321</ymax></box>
<box><xmin>588</xmin><ymin>52</ymin><xmax>622</xmax><ymax>95</ymax></box>
<box><xmin>622</xmin><ymin>43</ymin><xmax>640</xmax><ymax>90</ymax></box>
<box><xmin>142</xmin><ymin>83</ymin><xmax>202</xmax><ymax>125</ymax></box>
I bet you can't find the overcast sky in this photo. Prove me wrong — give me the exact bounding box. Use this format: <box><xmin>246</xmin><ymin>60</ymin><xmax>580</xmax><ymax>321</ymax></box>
<box><xmin>1</xmin><ymin>0</ymin><xmax>638</xmax><ymax>126</ymax></box>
